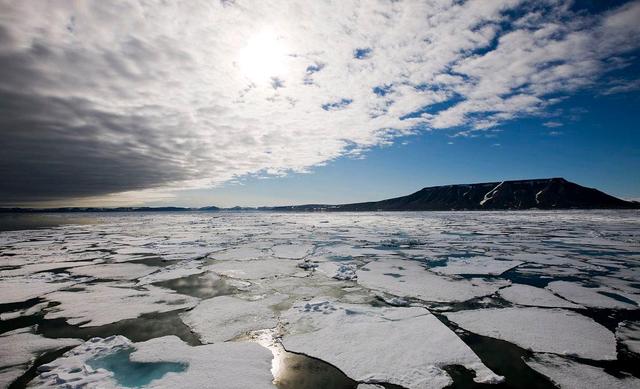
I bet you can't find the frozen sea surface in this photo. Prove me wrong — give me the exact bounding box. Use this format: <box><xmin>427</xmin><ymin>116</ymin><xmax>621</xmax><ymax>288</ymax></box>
<box><xmin>0</xmin><ymin>210</ymin><xmax>639</xmax><ymax>388</ymax></box>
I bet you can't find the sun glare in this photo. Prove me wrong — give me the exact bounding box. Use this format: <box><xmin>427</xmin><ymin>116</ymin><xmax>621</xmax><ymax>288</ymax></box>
<box><xmin>238</xmin><ymin>30</ymin><xmax>288</xmax><ymax>83</ymax></box>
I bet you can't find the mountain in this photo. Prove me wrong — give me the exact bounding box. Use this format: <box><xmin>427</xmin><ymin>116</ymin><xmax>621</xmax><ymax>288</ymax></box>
<box><xmin>271</xmin><ymin>178</ymin><xmax>639</xmax><ymax>211</ymax></box>
<box><xmin>1</xmin><ymin>178</ymin><xmax>637</xmax><ymax>213</ymax></box>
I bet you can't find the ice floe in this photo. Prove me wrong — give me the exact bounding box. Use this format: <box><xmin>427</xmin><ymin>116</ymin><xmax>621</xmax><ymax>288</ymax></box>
<box><xmin>430</xmin><ymin>256</ymin><xmax>523</xmax><ymax>275</ymax></box>
<box><xmin>272</xmin><ymin>243</ymin><xmax>314</xmax><ymax>259</ymax></box>
<box><xmin>357</xmin><ymin>259</ymin><xmax>508</xmax><ymax>303</ymax></box>
<box><xmin>212</xmin><ymin>246</ymin><xmax>267</xmax><ymax>261</ymax></box>
<box><xmin>317</xmin><ymin>262</ymin><xmax>358</xmax><ymax>280</ymax></box>
<box><xmin>0</xmin><ymin>327</ymin><xmax>80</xmax><ymax>388</ymax></box>
<box><xmin>445</xmin><ymin>307</ymin><xmax>617</xmax><ymax>360</ymax></box>
<box><xmin>181</xmin><ymin>294</ymin><xmax>286</xmax><ymax>343</ymax></box>
<box><xmin>498</xmin><ymin>284</ymin><xmax>583</xmax><ymax>309</ymax></box>
<box><xmin>524</xmin><ymin>353</ymin><xmax>640</xmax><ymax>389</ymax></box>
<box><xmin>282</xmin><ymin>300</ymin><xmax>502</xmax><ymax>388</ymax></box>
<box><xmin>616</xmin><ymin>320</ymin><xmax>640</xmax><ymax>355</ymax></box>
<box><xmin>69</xmin><ymin>262</ymin><xmax>157</xmax><ymax>281</ymax></box>
<box><xmin>0</xmin><ymin>273</ymin><xmax>78</xmax><ymax>304</ymax></box>
<box><xmin>44</xmin><ymin>283</ymin><xmax>198</xmax><ymax>327</ymax></box>
<box><xmin>30</xmin><ymin>335</ymin><xmax>275</xmax><ymax>389</ymax></box>
<box><xmin>547</xmin><ymin>281</ymin><xmax>639</xmax><ymax>310</ymax></box>
<box><xmin>206</xmin><ymin>259</ymin><xmax>299</xmax><ymax>280</ymax></box>
<box><xmin>137</xmin><ymin>260</ymin><xmax>205</xmax><ymax>285</ymax></box>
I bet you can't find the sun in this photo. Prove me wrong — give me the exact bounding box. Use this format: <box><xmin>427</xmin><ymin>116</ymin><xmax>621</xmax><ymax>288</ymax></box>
<box><xmin>238</xmin><ymin>29</ymin><xmax>288</xmax><ymax>83</ymax></box>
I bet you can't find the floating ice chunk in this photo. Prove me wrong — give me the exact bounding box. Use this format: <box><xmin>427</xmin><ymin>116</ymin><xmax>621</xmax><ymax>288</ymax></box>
<box><xmin>282</xmin><ymin>300</ymin><xmax>502</xmax><ymax>389</ymax></box>
<box><xmin>547</xmin><ymin>281</ymin><xmax>638</xmax><ymax>310</ymax></box>
<box><xmin>498</xmin><ymin>284</ymin><xmax>582</xmax><ymax>309</ymax></box>
<box><xmin>29</xmin><ymin>335</ymin><xmax>136</xmax><ymax>388</ymax></box>
<box><xmin>272</xmin><ymin>243</ymin><xmax>313</xmax><ymax>259</ymax></box>
<box><xmin>0</xmin><ymin>301</ymin><xmax>49</xmax><ymax>321</ymax></box>
<box><xmin>317</xmin><ymin>262</ymin><xmax>358</xmax><ymax>280</ymax></box>
<box><xmin>0</xmin><ymin>273</ymin><xmax>78</xmax><ymax>304</ymax></box>
<box><xmin>0</xmin><ymin>261</ymin><xmax>95</xmax><ymax>278</ymax></box>
<box><xmin>131</xmin><ymin>336</ymin><xmax>275</xmax><ymax>389</ymax></box>
<box><xmin>181</xmin><ymin>295</ymin><xmax>286</xmax><ymax>343</ymax></box>
<box><xmin>357</xmin><ymin>259</ymin><xmax>507</xmax><ymax>303</ymax></box>
<box><xmin>70</xmin><ymin>262</ymin><xmax>157</xmax><ymax>281</ymax></box>
<box><xmin>616</xmin><ymin>320</ymin><xmax>640</xmax><ymax>355</ymax></box>
<box><xmin>430</xmin><ymin>256</ymin><xmax>522</xmax><ymax>275</ymax></box>
<box><xmin>137</xmin><ymin>260</ymin><xmax>205</xmax><ymax>285</ymax></box>
<box><xmin>445</xmin><ymin>307</ymin><xmax>617</xmax><ymax>360</ymax></box>
<box><xmin>0</xmin><ymin>327</ymin><xmax>80</xmax><ymax>388</ymax></box>
<box><xmin>357</xmin><ymin>385</ymin><xmax>385</xmax><ymax>389</ymax></box>
<box><xmin>297</xmin><ymin>260</ymin><xmax>318</xmax><ymax>270</ymax></box>
<box><xmin>206</xmin><ymin>259</ymin><xmax>299</xmax><ymax>280</ymax></box>
<box><xmin>44</xmin><ymin>283</ymin><xmax>198</xmax><ymax>327</ymax></box>
<box><xmin>524</xmin><ymin>353</ymin><xmax>640</xmax><ymax>389</ymax></box>
<box><xmin>213</xmin><ymin>247</ymin><xmax>266</xmax><ymax>261</ymax></box>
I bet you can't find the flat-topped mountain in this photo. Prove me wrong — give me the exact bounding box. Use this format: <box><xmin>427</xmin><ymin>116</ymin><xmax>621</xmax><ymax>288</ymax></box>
<box><xmin>273</xmin><ymin>178</ymin><xmax>639</xmax><ymax>211</ymax></box>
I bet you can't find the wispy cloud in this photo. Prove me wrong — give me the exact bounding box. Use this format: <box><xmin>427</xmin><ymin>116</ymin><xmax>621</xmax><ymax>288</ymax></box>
<box><xmin>543</xmin><ymin>121</ymin><xmax>564</xmax><ymax>128</ymax></box>
<box><xmin>0</xmin><ymin>0</ymin><xmax>639</xmax><ymax>204</ymax></box>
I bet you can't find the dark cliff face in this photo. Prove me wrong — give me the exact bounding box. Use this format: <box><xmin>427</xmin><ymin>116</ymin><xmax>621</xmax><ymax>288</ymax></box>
<box><xmin>278</xmin><ymin>178</ymin><xmax>639</xmax><ymax>211</ymax></box>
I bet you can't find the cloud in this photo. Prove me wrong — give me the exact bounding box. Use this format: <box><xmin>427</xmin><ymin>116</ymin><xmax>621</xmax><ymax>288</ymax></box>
<box><xmin>543</xmin><ymin>121</ymin><xmax>564</xmax><ymax>128</ymax></box>
<box><xmin>0</xmin><ymin>0</ymin><xmax>639</xmax><ymax>204</ymax></box>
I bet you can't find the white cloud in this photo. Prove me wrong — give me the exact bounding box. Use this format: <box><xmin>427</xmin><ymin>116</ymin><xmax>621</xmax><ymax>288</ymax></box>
<box><xmin>543</xmin><ymin>121</ymin><xmax>564</xmax><ymax>128</ymax></box>
<box><xmin>0</xmin><ymin>0</ymin><xmax>639</xmax><ymax>203</ymax></box>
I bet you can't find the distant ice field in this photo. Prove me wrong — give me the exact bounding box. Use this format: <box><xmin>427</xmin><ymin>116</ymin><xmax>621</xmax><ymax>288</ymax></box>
<box><xmin>0</xmin><ymin>210</ymin><xmax>639</xmax><ymax>388</ymax></box>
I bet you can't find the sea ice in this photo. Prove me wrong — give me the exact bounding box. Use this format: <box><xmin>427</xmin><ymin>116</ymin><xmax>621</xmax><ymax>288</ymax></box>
<box><xmin>137</xmin><ymin>260</ymin><xmax>205</xmax><ymax>285</ymax></box>
<box><xmin>546</xmin><ymin>281</ymin><xmax>638</xmax><ymax>310</ymax></box>
<box><xmin>69</xmin><ymin>262</ymin><xmax>157</xmax><ymax>281</ymax></box>
<box><xmin>317</xmin><ymin>262</ymin><xmax>358</xmax><ymax>280</ymax></box>
<box><xmin>0</xmin><ymin>327</ymin><xmax>80</xmax><ymax>388</ymax></box>
<box><xmin>445</xmin><ymin>307</ymin><xmax>617</xmax><ymax>360</ymax></box>
<box><xmin>281</xmin><ymin>300</ymin><xmax>502</xmax><ymax>389</ymax></box>
<box><xmin>357</xmin><ymin>259</ymin><xmax>507</xmax><ymax>303</ymax></box>
<box><xmin>0</xmin><ymin>273</ymin><xmax>78</xmax><ymax>304</ymax></box>
<box><xmin>206</xmin><ymin>259</ymin><xmax>299</xmax><ymax>280</ymax></box>
<box><xmin>430</xmin><ymin>256</ymin><xmax>522</xmax><ymax>275</ymax></box>
<box><xmin>616</xmin><ymin>320</ymin><xmax>640</xmax><ymax>355</ymax></box>
<box><xmin>181</xmin><ymin>295</ymin><xmax>286</xmax><ymax>343</ymax></box>
<box><xmin>44</xmin><ymin>283</ymin><xmax>198</xmax><ymax>327</ymax></box>
<box><xmin>131</xmin><ymin>336</ymin><xmax>275</xmax><ymax>389</ymax></box>
<box><xmin>498</xmin><ymin>284</ymin><xmax>582</xmax><ymax>309</ymax></box>
<box><xmin>212</xmin><ymin>246</ymin><xmax>267</xmax><ymax>261</ymax></box>
<box><xmin>524</xmin><ymin>353</ymin><xmax>640</xmax><ymax>389</ymax></box>
<box><xmin>28</xmin><ymin>335</ymin><xmax>131</xmax><ymax>388</ymax></box>
<box><xmin>272</xmin><ymin>243</ymin><xmax>314</xmax><ymax>259</ymax></box>
<box><xmin>30</xmin><ymin>335</ymin><xmax>275</xmax><ymax>389</ymax></box>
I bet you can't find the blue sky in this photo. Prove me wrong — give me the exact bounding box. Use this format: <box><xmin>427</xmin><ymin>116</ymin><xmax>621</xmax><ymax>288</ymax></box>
<box><xmin>1</xmin><ymin>0</ymin><xmax>639</xmax><ymax>207</ymax></box>
<box><xmin>172</xmin><ymin>88</ymin><xmax>640</xmax><ymax>207</ymax></box>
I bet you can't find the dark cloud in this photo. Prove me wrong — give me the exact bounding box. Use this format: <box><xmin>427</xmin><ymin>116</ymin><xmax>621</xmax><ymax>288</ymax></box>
<box><xmin>0</xmin><ymin>88</ymin><xmax>191</xmax><ymax>204</ymax></box>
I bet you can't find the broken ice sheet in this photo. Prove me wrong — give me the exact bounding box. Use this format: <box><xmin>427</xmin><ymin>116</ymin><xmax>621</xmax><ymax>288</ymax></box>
<box><xmin>616</xmin><ymin>320</ymin><xmax>640</xmax><ymax>355</ymax></box>
<box><xmin>0</xmin><ymin>327</ymin><xmax>80</xmax><ymax>388</ymax></box>
<box><xmin>137</xmin><ymin>260</ymin><xmax>206</xmax><ymax>286</ymax></box>
<box><xmin>206</xmin><ymin>259</ymin><xmax>300</xmax><ymax>280</ymax></box>
<box><xmin>0</xmin><ymin>273</ymin><xmax>79</xmax><ymax>304</ymax></box>
<box><xmin>498</xmin><ymin>284</ymin><xmax>583</xmax><ymax>309</ymax></box>
<box><xmin>316</xmin><ymin>261</ymin><xmax>358</xmax><ymax>280</ymax></box>
<box><xmin>69</xmin><ymin>262</ymin><xmax>158</xmax><ymax>281</ymax></box>
<box><xmin>181</xmin><ymin>294</ymin><xmax>287</xmax><ymax>343</ymax></box>
<box><xmin>44</xmin><ymin>283</ymin><xmax>198</xmax><ymax>327</ymax></box>
<box><xmin>524</xmin><ymin>353</ymin><xmax>640</xmax><ymax>389</ymax></box>
<box><xmin>30</xmin><ymin>335</ymin><xmax>274</xmax><ymax>389</ymax></box>
<box><xmin>547</xmin><ymin>281</ymin><xmax>639</xmax><ymax>309</ymax></box>
<box><xmin>357</xmin><ymin>258</ymin><xmax>508</xmax><ymax>303</ymax></box>
<box><xmin>429</xmin><ymin>256</ymin><xmax>523</xmax><ymax>275</ymax></box>
<box><xmin>272</xmin><ymin>243</ymin><xmax>314</xmax><ymax>259</ymax></box>
<box><xmin>281</xmin><ymin>299</ymin><xmax>502</xmax><ymax>389</ymax></box>
<box><xmin>444</xmin><ymin>307</ymin><xmax>617</xmax><ymax>360</ymax></box>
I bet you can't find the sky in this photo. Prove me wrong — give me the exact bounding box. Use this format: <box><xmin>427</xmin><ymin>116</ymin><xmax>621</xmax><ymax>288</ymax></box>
<box><xmin>0</xmin><ymin>0</ymin><xmax>639</xmax><ymax>207</ymax></box>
